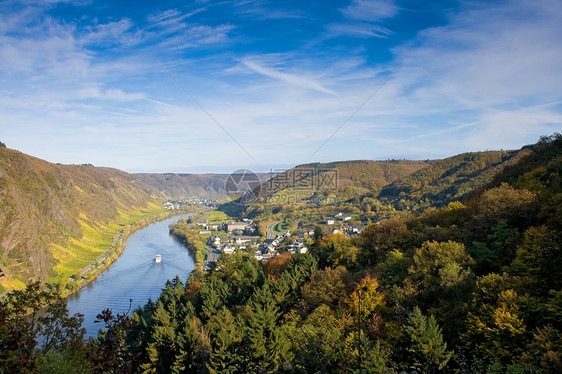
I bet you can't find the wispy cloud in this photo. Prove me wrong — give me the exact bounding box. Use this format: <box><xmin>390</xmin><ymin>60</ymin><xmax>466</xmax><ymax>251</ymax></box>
<box><xmin>341</xmin><ymin>0</ymin><xmax>399</xmax><ymax>22</ymax></box>
<box><xmin>162</xmin><ymin>24</ymin><xmax>235</xmax><ymax>49</ymax></box>
<box><xmin>240</xmin><ymin>58</ymin><xmax>337</xmax><ymax>96</ymax></box>
<box><xmin>77</xmin><ymin>87</ymin><xmax>145</xmax><ymax>101</ymax></box>
<box><xmin>146</xmin><ymin>8</ymin><xmax>207</xmax><ymax>29</ymax></box>
<box><xmin>326</xmin><ymin>23</ymin><xmax>391</xmax><ymax>38</ymax></box>
<box><xmin>82</xmin><ymin>19</ymin><xmax>145</xmax><ymax>47</ymax></box>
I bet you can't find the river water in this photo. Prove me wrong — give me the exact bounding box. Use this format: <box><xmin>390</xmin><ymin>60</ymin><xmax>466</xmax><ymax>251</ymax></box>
<box><xmin>66</xmin><ymin>214</ymin><xmax>195</xmax><ymax>338</ymax></box>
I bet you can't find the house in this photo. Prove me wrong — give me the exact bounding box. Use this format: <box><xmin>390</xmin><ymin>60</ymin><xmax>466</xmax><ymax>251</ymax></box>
<box><xmin>198</xmin><ymin>230</ymin><xmax>211</xmax><ymax>235</ymax></box>
<box><xmin>222</xmin><ymin>245</ymin><xmax>235</xmax><ymax>254</ymax></box>
<box><xmin>206</xmin><ymin>223</ymin><xmax>220</xmax><ymax>230</ymax></box>
<box><xmin>210</xmin><ymin>236</ymin><xmax>221</xmax><ymax>247</ymax></box>
<box><xmin>326</xmin><ymin>219</ymin><xmax>335</xmax><ymax>225</ymax></box>
<box><xmin>335</xmin><ymin>212</ymin><xmax>343</xmax><ymax>217</ymax></box>
<box><xmin>226</xmin><ymin>222</ymin><xmax>249</xmax><ymax>232</ymax></box>
<box><xmin>300</xmin><ymin>247</ymin><xmax>308</xmax><ymax>254</ymax></box>
<box><xmin>235</xmin><ymin>237</ymin><xmax>251</xmax><ymax>245</ymax></box>
<box><xmin>343</xmin><ymin>216</ymin><xmax>352</xmax><ymax>221</ymax></box>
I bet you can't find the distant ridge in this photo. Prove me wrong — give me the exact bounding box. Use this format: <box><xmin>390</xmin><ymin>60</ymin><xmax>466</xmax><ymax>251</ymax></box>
<box><xmin>135</xmin><ymin>173</ymin><xmax>229</xmax><ymax>199</ymax></box>
<box><xmin>135</xmin><ymin>172</ymin><xmax>271</xmax><ymax>200</ymax></box>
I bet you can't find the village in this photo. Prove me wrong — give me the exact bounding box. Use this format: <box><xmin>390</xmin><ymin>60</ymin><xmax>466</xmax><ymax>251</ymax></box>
<box><xmin>163</xmin><ymin>198</ymin><xmax>214</xmax><ymax>210</ymax></box>
<box><xmin>196</xmin><ymin>212</ymin><xmax>366</xmax><ymax>270</ymax></box>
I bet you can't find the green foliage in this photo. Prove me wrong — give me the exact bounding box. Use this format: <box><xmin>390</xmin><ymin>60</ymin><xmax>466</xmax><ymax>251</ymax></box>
<box><xmin>377</xmin><ymin>249</ymin><xmax>411</xmax><ymax>287</ymax></box>
<box><xmin>409</xmin><ymin>241</ymin><xmax>475</xmax><ymax>303</ymax></box>
<box><xmin>403</xmin><ymin>307</ymin><xmax>453</xmax><ymax>371</ymax></box>
<box><xmin>0</xmin><ymin>282</ymin><xmax>88</xmax><ymax>373</ymax></box>
<box><xmin>301</xmin><ymin>265</ymin><xmax>351</xmax><ymax>311</ymax></box>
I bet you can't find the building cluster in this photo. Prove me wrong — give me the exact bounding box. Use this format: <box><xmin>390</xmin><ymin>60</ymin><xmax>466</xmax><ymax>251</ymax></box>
<box><xmin>326</xmin><ymin>212</ymin><xmax>352</xmax><ymax>225</ymax></box>
<box><xmin>163</xmin><ymin>198</ymin><xmax>214</xmax><ymax>210</ymax></box>
<box><xmin>202</xmin><ymin>215</ymin><xmax>365</xmax><ymax>271</ymax></box>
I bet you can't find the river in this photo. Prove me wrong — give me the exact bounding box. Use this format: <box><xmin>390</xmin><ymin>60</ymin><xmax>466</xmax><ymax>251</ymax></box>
<box><xmin>66</xmin><ymin>214</ymin><xmax>195</xmax><ymax>338</ymax></box>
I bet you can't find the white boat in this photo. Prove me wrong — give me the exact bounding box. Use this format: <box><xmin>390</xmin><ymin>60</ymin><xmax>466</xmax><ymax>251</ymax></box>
<box><xmin>155</xmin><ymin>254</ymin><xmax>162</xmax><ymax>263</ymax></box>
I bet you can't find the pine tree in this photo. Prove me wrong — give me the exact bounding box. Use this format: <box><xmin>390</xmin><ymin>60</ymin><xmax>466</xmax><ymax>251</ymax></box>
<box><xmin>404</xmin><ymin>307</ymin><xmax>453</xmax><ymax>371</ymax></box>
<box><xmin>171</xmin><ymin>314</ymin><xmax>210</xmax><ymax>373</ymax></box>
<box><xmin>141</xmin><ymin>301</ymin><xmax>177</xmax><ymax>373</ymax></box>
<box><xmin>207</xmin><ymin>307</ymin><xmax>243</xmax><ymax>373</ymax></box>
<box><xmin>245</xmin><ymin>284</ymin><xmax>290</xmax><ymax>371</ymax></box>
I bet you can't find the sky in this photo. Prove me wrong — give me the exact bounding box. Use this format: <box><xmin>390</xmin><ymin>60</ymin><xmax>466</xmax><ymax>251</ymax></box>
<box><xmin>1</xmin><ymin>0</ymin><xmax>561</xmax><ymax>173</ymax></box>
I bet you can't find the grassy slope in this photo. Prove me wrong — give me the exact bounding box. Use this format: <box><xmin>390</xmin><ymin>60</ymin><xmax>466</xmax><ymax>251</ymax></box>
<box><xmin>0</xmin><ymin>147</ymin><xmax>164</xmax><ymax>293</ymax></box>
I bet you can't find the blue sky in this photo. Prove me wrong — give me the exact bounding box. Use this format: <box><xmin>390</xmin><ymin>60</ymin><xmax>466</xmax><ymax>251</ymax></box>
<box><xmin>1</xmin><ymin>0</ymin><xmax>561</xmax><ymax>173</ymax></box>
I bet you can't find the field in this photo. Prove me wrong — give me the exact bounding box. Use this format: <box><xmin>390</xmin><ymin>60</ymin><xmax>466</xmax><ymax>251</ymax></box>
<box><xmin>207</xmin><ymin>210</ymin><xmax>235</xmax><ymax>223</ymax></box>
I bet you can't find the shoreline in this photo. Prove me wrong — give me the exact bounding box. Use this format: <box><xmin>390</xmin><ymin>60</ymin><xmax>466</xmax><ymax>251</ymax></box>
<box><xmin>61</xmin><ymin>208</ymin><xmax>199</xmax><ymax>297</ymax></box>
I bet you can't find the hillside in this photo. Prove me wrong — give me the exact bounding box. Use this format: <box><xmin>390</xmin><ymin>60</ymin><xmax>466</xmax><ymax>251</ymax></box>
<box><xmin>0</xmin><ymin>147</ymin><xmax>163</xmax><ymax>293</ymax></box>
<box><xmin>135</xmin><ymin>173</ymin><xmax>229</xmax><ymax>199</ymax></box>
<box><xmin>253</xmin><ymin>159</ymin><xmax>429</xmax><ymax>204</ymax></box>
<box><xmin>378</xmin><ymin>150</ymin><xmax>530</xmax><ymax>211</ymax></box>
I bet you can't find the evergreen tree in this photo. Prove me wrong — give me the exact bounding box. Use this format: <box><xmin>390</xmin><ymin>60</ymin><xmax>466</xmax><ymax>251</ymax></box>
<box><xmin>207</xmin><ymin>307</ymin><xmax>243</xmax><ymax>373</ymax></box>
<box><xmin>245</xmin><ymin>283</ymin><xmax>290</xmax><ymax>371</ymax></box>
<box><xmin>403</xmin><ymin>307</ymin><xmax>452</xmax><ymax>371</ymax></box>
<box><xmin>141</xmin><ymin>301</ymin><xmax>177</xmax><ymax>373</ymax></box>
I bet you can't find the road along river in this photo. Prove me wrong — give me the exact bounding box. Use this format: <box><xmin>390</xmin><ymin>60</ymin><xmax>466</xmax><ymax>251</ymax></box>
<box><xmin>66</xmin><ymin>214</ymin><xmax>195</xmax><ymax>338</ymax></box>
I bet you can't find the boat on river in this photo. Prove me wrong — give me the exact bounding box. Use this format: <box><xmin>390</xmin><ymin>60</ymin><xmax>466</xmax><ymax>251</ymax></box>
<box><xmin>155</xmin><ymin>254</ymin><xmax>162</xmax><ymax>263</ymax></box>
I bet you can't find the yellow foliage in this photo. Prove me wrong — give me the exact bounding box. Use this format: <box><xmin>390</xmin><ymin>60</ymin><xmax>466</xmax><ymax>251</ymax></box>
<box><xmin>348</xmin><ymin>275</ymin><xmax>385</xmax><ymax>318</ymax></box>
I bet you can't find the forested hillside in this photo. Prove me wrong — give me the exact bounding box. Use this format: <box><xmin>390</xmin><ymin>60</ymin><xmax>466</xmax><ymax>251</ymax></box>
<box><xmin>254</xmin><ymin>160</ymin><xmax>428</xmax><ymax>203</ymax></box>
<box><xmin>378</xmin><ymin>149</ymin><xmax>529</xmax><ymax>211</ymax></box>
<box><xmin>0</xmin><ymin>147</ymin><xmax>163</xmax><ymax>293</ymax></box>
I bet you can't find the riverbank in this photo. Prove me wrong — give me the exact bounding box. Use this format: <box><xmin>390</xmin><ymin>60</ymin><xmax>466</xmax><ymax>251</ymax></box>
<box><xmin>47</xmin><ymin>203</ymin><xmax>202</xmax><ymax>297</ymax></box>
<box><xmin>64</xmin><ymin>214</ymin><xmax>197</xmax><ymax>338</ymax></box>
<box><xmin>169</xmin><ymin>219</ymin><xmax>207</xmax><ymax>276</ymax></box>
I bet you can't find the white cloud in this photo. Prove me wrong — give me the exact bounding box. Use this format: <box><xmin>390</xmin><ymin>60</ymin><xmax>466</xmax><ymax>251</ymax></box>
<box><xmin>240</xmin><ymin>58</ymin><xmax>337</xmax><ymax>96</ymax></box>
<box><xmin>394</xmin><ymin>0</ymin><xmax>562</xmax><ymax>108</ymax></box>
<box><xmin>326</xmin><ymin>23</ymin><xmax>391</xmax><ymax>38</ymax></box>
<box><xmin>2</xmin><ymin>0</ymin><xmax>561</xmax><ymax>172</ymax></box>
<box><xmin>77</xmin><ymin>87</ymin><xmax>145</xmax><ymax>101</ymax></box>
<box><xmin>82</xmin><ymin>19</ymin><xmax>145</xmax><ymax>47</ymax></box>
<box><xmin>146</xmin><ymin>8</ymin><xmax>206</xmax><ymax>29</ymax></box>
<box><xmin>466</xmin><ymin>106</ymin><xmax>562</xmax><ymax>150</ymax></box>
<box><xmin>341</xmin><ymin>0</ymin><xmax>398</xmax><ymax>22</ymax></box>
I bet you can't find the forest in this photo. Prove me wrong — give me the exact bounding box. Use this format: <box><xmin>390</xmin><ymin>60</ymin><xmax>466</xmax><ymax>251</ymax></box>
<box><xmin>1</xmin><ymin>134</ymin><xmax>561</xmax><ymax>373</ymax></box>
